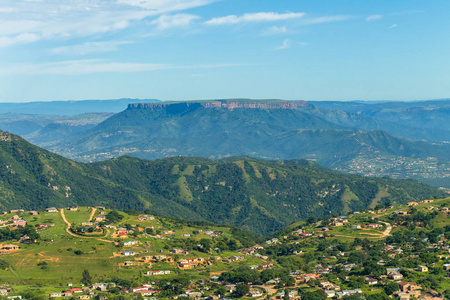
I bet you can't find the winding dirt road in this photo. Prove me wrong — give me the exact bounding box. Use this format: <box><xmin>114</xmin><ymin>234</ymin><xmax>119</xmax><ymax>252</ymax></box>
<box><xmin>88</xmin><ymin>208</ymin><xmax>97</xmax><ymax>222</ymax></box>
<box><xmin>334</xmin><ymin>221</ymin><xmax>392</xmax><ymax>239</ymax></box>
<box><xmin>60</xmin><ymin>208</ymin><xmax>113</xmax><ymax>243</ymax></box>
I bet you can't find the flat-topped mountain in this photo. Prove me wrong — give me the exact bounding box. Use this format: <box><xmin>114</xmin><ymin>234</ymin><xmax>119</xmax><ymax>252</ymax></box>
<box><xmin>0</xmin><ymin>129</ymin><xmax>445</xmax><ymax>236</ymax></box>
<box><xmin>42</xmin><ymin>99</ymin><xmax>450</xmax><ymax>188</ymax></box>
<box><xmin>127</xmin><ymin>99</ymin><xmax>312</xmax><ymax>111</ymax></box>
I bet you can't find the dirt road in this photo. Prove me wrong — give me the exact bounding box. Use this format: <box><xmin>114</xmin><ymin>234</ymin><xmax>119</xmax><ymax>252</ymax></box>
<box><xmin>60</xmin><ymin>208</ymin><xmax>113</xmax><ymax>243</ymax></box>
<box><xmin>334</xmin><ymin>221</ymin><xmax>392</xmax><ymax>239</ymax></box>
<box><xmin>88</xmin><ymin>207</ymin><xmax>97</xmax><ymax>222</ymax></box>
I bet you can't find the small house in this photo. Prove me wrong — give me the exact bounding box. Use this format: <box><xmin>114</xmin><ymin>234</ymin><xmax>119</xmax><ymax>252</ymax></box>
<box><xmin>248</xmin><ymin>290</ymin><xmax>263</xmax><ymax>298</ymax></box>
<box><xmin>365</xmin><ymin>278</ymin><xmax>378</xmax><ymax>285</ymax></box>
<box><xmin>417</xmin><ymin>265</ymin><xmax>428</xmax><ymax>272</ymax></box>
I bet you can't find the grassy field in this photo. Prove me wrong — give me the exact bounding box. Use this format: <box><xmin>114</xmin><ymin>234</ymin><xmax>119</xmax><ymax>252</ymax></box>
<box><xmin>63</xmin><ymin>207</ymin><xmax>94</xmax><ymax>225</ymax></box>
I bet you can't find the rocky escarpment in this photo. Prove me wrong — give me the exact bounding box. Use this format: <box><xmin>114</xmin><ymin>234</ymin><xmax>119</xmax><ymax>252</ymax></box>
<box><xmin>127</xmin><ymin>100</ymin><xmax>313</xmax><ymax>113</ymax></box>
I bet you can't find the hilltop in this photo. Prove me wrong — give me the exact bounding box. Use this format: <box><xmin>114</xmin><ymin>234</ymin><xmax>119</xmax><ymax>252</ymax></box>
<box><xmin>0</xmin><ymin>129</ymin><xmax>445</xmax><ymax>236</ymax></box>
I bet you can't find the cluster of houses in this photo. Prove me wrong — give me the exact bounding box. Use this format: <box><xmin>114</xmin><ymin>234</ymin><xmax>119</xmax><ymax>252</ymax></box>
<box><xmin>329</xmin><ymin>217</ymin><xmax>349</xmax><ymax>227</ymax></box>
<box><xmin>49</xmin><ymin>288</ymin><xmax>87</xmax><ymax>298</ymax></box>
<box><xmin>144</xmin><ymin>270</ymin><xmax>171</xmax><ymax>276</ymax></box>
<box><xmin>240</xmin><ymin>244</ymin><xmax>266</xmax><ymax>258</ymax></box>
<box><xmin>0</xmin><ymin>288</ymin><xmax>11</xmax><ymax>296</ymax></box>
<box><xmin>0</xmin><ymin>215</ymin><xmax>26</xmax><ymax>230</ymax></box>
<box><xmin>201</xmin><ymin>230</ymin><xmax>223</xmax><ymax>238</ymax></box>
<box><xmin>264</xmin><ymin>238</ymin><xmax>280</xmax><ymax>245</ymax></box>
<box><xmin>0</xmin><ymin>244</ymin><xmax>20</xmax><ymax>254</ymax></box>
<box><xmin>350</xmin><ymin>223</ymin><xmax>381</xmax><ymax>230</ymax></box>
<box><xmin>48</xmin><ymin>283</ymin><xmax>118</xmax><ymax>298</ymax></box>
<box><xmin>178</xmin><ymin>257</ymin><xmax>206</xmax><ymax>269</ymax></box>
<box><xmin>138</xmin><ymin>215</ymin><xmax>155</xmax><ymax>222</ymax></box>
<box><xmin>113</xmin><ymin>227</ymin><xmax>132</xmax><ymax>239</ymax></box>
<box><xmin>292</xmin><ymin>229</ymin><xmax>313</xmax><ymax>237</ymax></box>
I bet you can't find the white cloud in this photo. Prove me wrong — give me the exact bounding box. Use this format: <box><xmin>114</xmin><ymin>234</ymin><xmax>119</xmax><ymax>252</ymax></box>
<box><xmin>0</xmin><ymin>60</ymin><xmax>168</xmax><ymax>75</ymax></box>
<box><xmin>51</xmin><ymin>41</ymin><xmax>133</xmax><ymax>55</ymax></box>
<box><xmin>150</xmin><ymin>14</ymin><xmax>199</xmax><ymax>31</ymax></box>
<box><xmin>0</xmin><ymin>0</ymin><xmax>216</xmax><ymax>48</ymax></box>
<box><xmin>0</xmin><ymin>33</ymin><xmax>40</xmax><ymax>48</ymax></box>
<box><xmin>265</xmin><ymin>26</ymin><xmax>288</xmax><ymax>35</ymax></box>
<box><xmin>389</xmin><ymin>24</ymin><xmax>398</xmax><ymax>29</ymax></box>
<box><xmin>301</xmin><ymin>15</ymin><xmax>353</xmax><ymax>25</ymax></box>
<box><xmin>276</xmin><ymin>39</ymin><xmax>291</xmax><ymax>50</ymax></box>
<box><xmin>0</xmin><ymin>7</ymin><xmax>15</xmax><ymax>13</ymax></box>
<box><xmin>205</xmin><ymin>12</ymin><xmax>305</xmax><ymax>25</ymax></box>
<box><xmin>366</xmin><ymin>14</ymin><xmax>383</xmax><ymax>22</ymax></box>
<box><xmin>117</xmin><ymin>0</ymin><xmax>215</xmax><ymax>11</ymax></box>
<box><xmin>0</xmin><ymin>59</ymin><xmax>245</xmax><ymax>75</ymax></box>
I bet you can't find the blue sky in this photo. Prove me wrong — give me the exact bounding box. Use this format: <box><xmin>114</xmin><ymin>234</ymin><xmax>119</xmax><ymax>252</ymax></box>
<box><xmin>0</xmin><ymin>0</ymin><xmax>449</xmax><ymax>102</ymax></box>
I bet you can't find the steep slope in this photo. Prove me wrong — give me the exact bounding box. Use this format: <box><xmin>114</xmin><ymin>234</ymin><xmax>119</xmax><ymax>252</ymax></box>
<box><xmin>0</xmin><ymin>130</ymin><xmax>198</xmax><ymax>221</ymax></box>
<box><xmin>0</xmin><ymin>130</ymin><xmax>445</xmax><ymax>236</ymax></box>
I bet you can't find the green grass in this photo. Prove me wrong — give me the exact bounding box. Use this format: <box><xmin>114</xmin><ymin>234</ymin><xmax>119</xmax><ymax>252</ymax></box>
<box><xmin>0</xmin><ymin>207</ymin><xmax>257</xmax><ymax>287</ymax></box>
<box><xmin>63</xmin><ymin>207</ymin><xmax>93</xmax><ymax>225</ymax></box>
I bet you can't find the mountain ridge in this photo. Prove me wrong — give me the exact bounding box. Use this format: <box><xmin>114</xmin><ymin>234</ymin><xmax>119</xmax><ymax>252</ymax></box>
<box><xmin>0</xmin><ymin>129</ymin><xmax>445</xmax><ymax>236</ymax></box>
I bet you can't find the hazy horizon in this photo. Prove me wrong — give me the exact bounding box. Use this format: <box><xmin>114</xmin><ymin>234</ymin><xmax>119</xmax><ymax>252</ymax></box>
<box><xmin>1</xmin><ymin>0</ymin><xmax>449</xmax><ymax>102</ymax></box>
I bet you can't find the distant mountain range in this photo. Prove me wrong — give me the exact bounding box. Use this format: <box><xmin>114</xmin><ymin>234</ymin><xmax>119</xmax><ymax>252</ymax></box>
<box><xmin>0</xmin><ymin>98</ymin><xmax>159</xmax><ymax>115</ymax></box>
<box><xmin>33</xmin><ymin>99</ymin><xmax>449</xmax><ymax>188</ymax></box>
<box><xmin>0</xmin><ymin>98</ymin><xmax>449</xmax><ymax>188</ymax></box>
<box><xmin>311</xmin><ymin>99</ymin><xmax>450</xmax><ymax>142</ymax></box>
<box><xmin>0</xmin><ymin>129</ymin><xmax>444</xmax><ymax>236</ymax></box>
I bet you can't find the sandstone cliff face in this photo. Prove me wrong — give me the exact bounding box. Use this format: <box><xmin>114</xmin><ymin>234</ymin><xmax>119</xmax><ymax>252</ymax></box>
<box><xmin>127</xmin><ymin>100</ymin><xmax>312</xmax><ymax>112</ymax></box>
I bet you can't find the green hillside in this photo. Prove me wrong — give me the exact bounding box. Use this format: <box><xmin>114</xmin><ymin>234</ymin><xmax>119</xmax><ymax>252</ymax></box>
<box><xmin>0</xmin><ymin>130</ymin><xmax>445</xmax><ymax>236</ymax></box>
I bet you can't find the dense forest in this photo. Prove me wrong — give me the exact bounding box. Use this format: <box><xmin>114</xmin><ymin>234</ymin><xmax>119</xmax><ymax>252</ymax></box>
<box><xmin>0</xmin><ymin>130</ymin><xmax>445</xmax><ymax>236</ymax></box>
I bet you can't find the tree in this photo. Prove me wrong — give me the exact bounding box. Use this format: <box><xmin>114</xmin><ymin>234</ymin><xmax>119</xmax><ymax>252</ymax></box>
<box><xmin>367</xmin><ymin>293</ymin><xmax>390</xmax><ymax>300</ymax></box>
<box><xmin>199</xmin><ymin>238</ymin><xmax>211</xmax><ymax>251</ymax></box>
<box><xmin>285</xmin><ymin>276</ymin><xmax>295</xmax><ymax>286</ymax></box>
<box><xmin>374</xmin><ymin>204</ymin><xmax>384</xmax><ymax>210</ymax></box>
<box><xmin>215</xmin><ymin>286</ymin><xmax>227</xmax><ymax>297</ymax></box>
<box><xmin>284</xmin><ymin>289</ymin><xmax>290</xmax><ymax>300</ymax></box>
<box><xmin>81</xmin><ymin>269</ymin><xmax>92</xmax><ymax>286</ymax></box>
<box><xmin>301</xmin><ymin>289</ymin><xmax>327</xmax><ymax>300</ymax></box>
<box><xmin>363</xmin><ymin>260</ymin><xmax>384</xmax><ymax>277</ymax></box>
<box><xmin>37</xmin><ymin>261</ymin><xmax>48</xmax><ymax>270</ymax></box>
<box><xmin>307</xmin><ymin>217</ymin><xmax>317</xmax><ymax>225</ymax></box>
<box><xmin>384</xmin><ymin>283</ymin><xmax>399</xmax><ymax>295</ymax></box>
<box><xmin>234</xmin><ymin>284</ymin><xmax>249</xmax><ymax>298</ymax></box>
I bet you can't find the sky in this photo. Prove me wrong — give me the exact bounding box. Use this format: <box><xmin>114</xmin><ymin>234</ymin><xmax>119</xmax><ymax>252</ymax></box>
<box><xmin>0</xmin><ymin>0</ymin><xmax>449</xmax><ymax>102</ymax></box>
